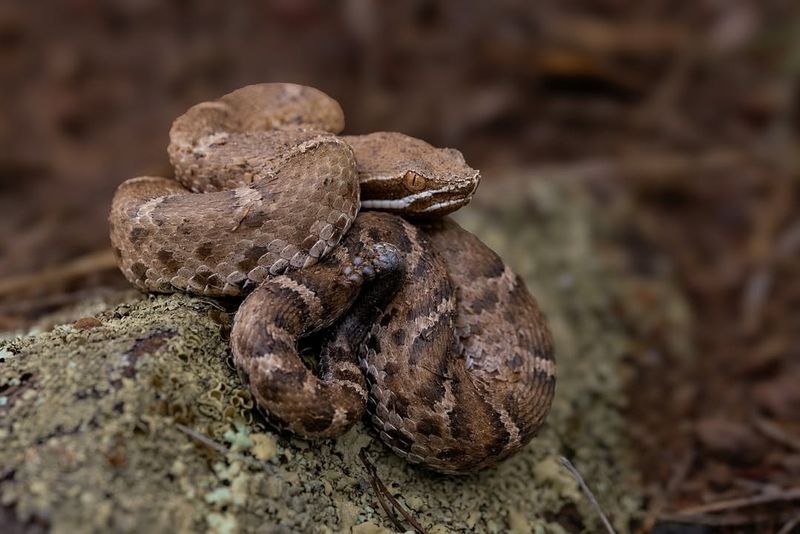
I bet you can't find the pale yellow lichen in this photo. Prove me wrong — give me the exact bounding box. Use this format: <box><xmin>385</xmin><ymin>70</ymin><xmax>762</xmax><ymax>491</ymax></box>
<box><xmin>351</xmin><ymin>521</ymin><xmax>395</xmax><ymax>534</ymax></box>
<box><xmin>532</xmin><ymin>456</ymin><xmax>582</xmax><ymax>503</ymax></box>
<box><xmin>249</xmin><ymin>432</ymin><xmax>278</xmax><ymax>461</ymax></box>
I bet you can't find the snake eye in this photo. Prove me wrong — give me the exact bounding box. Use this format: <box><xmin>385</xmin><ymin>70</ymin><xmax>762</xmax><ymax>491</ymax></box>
<box><xmin>403</xmin><ymin>171</ymin><xmax>427</xmax><ymax>192</ymax></box>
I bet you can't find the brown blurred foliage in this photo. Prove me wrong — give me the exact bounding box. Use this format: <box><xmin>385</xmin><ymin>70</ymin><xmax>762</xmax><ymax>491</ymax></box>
<box><xmin>1</xmin><ymin>0</ymin><xmax>799</xmax><ymax>531</ymax></box>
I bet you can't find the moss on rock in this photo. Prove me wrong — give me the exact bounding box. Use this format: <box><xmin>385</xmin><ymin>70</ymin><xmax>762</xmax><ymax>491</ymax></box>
<box><xmin>0</xmin><ymin>175</ymin><xmax>685</xmax><ymax>533</ymax></box>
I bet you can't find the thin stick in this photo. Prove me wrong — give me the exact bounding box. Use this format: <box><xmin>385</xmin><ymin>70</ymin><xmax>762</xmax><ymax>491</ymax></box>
<box><xmin>0</xmin><ymin>249</ymin><xmax>118</xmax><ymax>297</ymax></box>
<box><xmin>175</xmin><ymin>423</ymin><xmax>229</xmax><ymax>455</ymax></box>
<box><xmin>559</xmin><ymin>456</ymin><xmax>617</xmax><ymax>534</ymax></box>
<box><xmin>359</xmin><ymin>449</ymin><xmax>406</xmax><ymax>533</ymax></box>
<box><xmin>0</xmin><ymin>287</ymin><xmax>134</xmax><ymax>316</ymax></box>
<box><xmin>658</xmin><ymin>512</ymin><xmax>772</xmax><ymax>527</ymax></box>
<box><xmin>672</xmin><ymin>488</ymin><xmax>800</xmax><ymax>516</ymax></box>
<box><xmin>359</xmin><ymin>449</ymin><xmax>429</xmax><ymax>534</ymax></box>
<box><xmin>754</xmin><ymin>417</ymin><xmax>800</xmax><ymax>452</ymax></box>
<box><xmin>777</xmin><ymin>513</ymin><xmax>800</xmax><ymax>534</ymax></box>
<box><xmin>665</xmin><ymin>451</ymin><xmax>694</xmax><ymax>497</ymax></box>
<box><xmin>175</xmin><ymin>423</ymin><xmax>281</xmax><ymax>474</ymax></box>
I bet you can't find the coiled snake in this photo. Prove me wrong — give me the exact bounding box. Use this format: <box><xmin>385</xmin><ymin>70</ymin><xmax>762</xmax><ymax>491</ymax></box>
<box><xmin>109</xmin><ymin>83</ymin><xmax>555</xmax><ymax>474</ymax></box>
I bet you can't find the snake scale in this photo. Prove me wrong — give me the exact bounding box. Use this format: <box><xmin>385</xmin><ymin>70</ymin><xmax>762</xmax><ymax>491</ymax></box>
<box><xmin>109</xmin><ymin>83</ymin><xmax>555</xmax><ymax>474</ymax></box>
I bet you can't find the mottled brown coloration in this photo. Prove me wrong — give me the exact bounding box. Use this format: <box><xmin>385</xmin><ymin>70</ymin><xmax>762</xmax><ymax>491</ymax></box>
<box><xmin>109</xmin><ymin>83</ymin><xmax>554</xmax><ymax>473</ymax></box>
<box><xmin>110</xmin><ymin>131</ymin><xmax>359</xmax><ymax>296</ymax></box>
<box><xmin>231</xmin><ymin>213</ymin><xmax>554</xmax><ymax>473</ymax></box>
<box><xmin>232</xmin><ymin>225</ymin><xmax>403</xmax><ymax>437</ymax></box>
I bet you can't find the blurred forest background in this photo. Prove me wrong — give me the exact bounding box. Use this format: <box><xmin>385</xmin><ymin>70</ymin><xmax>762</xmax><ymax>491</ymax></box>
<box><xmin>1</xmin><ymin>0</ymin><xmax>799</xmax><ymax>531</ymax></box>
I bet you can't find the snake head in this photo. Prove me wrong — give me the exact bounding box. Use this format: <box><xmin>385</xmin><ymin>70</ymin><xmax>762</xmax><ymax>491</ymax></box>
<box><xmin>345</xmin><ymin>132</ymin><xmax>481</xmax><ymax>217</ymax></box>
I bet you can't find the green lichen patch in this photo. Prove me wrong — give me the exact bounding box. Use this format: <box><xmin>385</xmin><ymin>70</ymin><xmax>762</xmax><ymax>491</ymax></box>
<box><xmin>0</xmin><ymin>175</ymin><xmax>676</xmax><ymax>533</ymax></box>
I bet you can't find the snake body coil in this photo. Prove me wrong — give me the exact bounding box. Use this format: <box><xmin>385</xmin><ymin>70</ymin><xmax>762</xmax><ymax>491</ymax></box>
<box><xmin>109</xmin><ymin>83</ymin><xmax>555</xmax><ymax>473</ymax></box>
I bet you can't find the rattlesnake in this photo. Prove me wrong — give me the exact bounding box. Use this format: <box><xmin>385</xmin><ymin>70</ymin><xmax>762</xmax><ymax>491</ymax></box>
<box><xmin>109</xmin><ymin>83</ymin><xmax>555</xmax><ymax>473</ymax></box>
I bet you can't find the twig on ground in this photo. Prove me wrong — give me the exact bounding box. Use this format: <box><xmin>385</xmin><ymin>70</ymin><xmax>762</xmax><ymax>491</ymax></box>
<box><xmin>0</xmin><ymin>249</ymin><xmax>118</xmax><ymax>298</ymax></box>
<box><xmin>665</xmin><ymin>451</ymin><xmax>695</xmax><ymax>498</ymax></box>
<box><xmin>358</xmin><ymin>449</ymin><xmax>407</xmax><ymax>532</ymax></box>
<box><xmin>658</xmin><ymin>512</ymin><xmax>775</xmax><ymax>527</ymax></box>
<box><xmin>0</xmin><ymin>287</ymin><xmax>133</xmax><ymax>318</ymax></box>
<box><xmin>175</xmin><ymin>423</ymin><xmax>279</xmax><ymax>473</ymax></box>
<box><xmin>777</xmin><ymin>512</ymin><xmax>800</xmax><ymax>534</ymax></box>
<box><xmin>638</xmin><ymin>451</ymin><xmax>696</xmax><ymax>534</ymax></box>
<box><xmin>671</xmin><ymin>487</ymin><xmax>800</xmax><ymax>516</ymax></box>
<box><xmin>559</xmin><ymin>456</ymin><xmax>617</xmax><ymax>534</ymax></box>
<box><xmin>754</xmin><ymin>417</ymin><xmax>800</xmax><ymax>452</ymax></box>
<box><xmin>359</xmin><ymin>449</ymin><xmax>429</xmax><ymax>534</ymax></box>
<box><xmin>175</xmin><ymin>423</ymin><xmax>229</xmax><ymax>455</ymax></box>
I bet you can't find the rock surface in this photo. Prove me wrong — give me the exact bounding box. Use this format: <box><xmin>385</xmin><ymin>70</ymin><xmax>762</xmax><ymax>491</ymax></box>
<box><xmin>0</xmin><ymin>176</ymin><xmax>677</xmax><ymax>533</ymax></box>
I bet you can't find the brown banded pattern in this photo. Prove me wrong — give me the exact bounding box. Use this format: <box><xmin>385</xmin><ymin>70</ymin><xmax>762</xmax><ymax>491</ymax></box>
<box><xmin>229</xmin><ymin>212</ymin><xmax>555</xmax><ymax>473</ymax></box>
<box><xmin>109</xmin><ymin>83</ymin><xmax>554</xmax><ymax>474</ymax></box>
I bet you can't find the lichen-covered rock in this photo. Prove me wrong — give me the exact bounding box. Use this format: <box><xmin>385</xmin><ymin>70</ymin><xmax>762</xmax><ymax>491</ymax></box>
<box><xmin>0</xmin><ymin>175</ymin><xmax>670</xmax><ymax>533</ymax></box>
